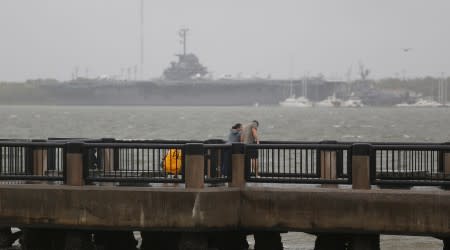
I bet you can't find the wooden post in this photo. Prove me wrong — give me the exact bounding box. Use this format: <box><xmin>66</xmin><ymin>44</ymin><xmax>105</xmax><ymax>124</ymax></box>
<box><xmin>230</xmin><ymin>143</ymin><xmax>246</xmax><ymax>188</ymax></box>
<box><xmin>30</xmin><ymin>139</ymin><xmax>48</xmax><ymax>176</ymax></box>
<box><xmin>65</xmin><ymin>142</ymin><xmax>84</xmax><ymax>186</ymax></box>
<box><xmin>32</xmin><ymin>147</ymin><xmax>47</xmax><ymax>176</ymax></box>
<box><xmin>320</xmin><ymin>141</ymin><xmax>337</xmax><ymax>188</ymax></box>
<box><xmin>352</xmin><ymin>143</ymin><xmax>372</xmax><ymax>190</ymax></box>
<box><xmin>185</xmin><ymin>143</ymin><xmax>204</xmax><ymax>189</ymax></box>
<box><xmin>101</xmin><ymin>138</ymin><xmax>115</xmax><ymax>173</ymax></box>
<box><xmin>29</xmin><ymin>140</ymin><xmax>47</xmax><ymax>184</ymax></box>
<box><xmin>444</xmin><ymin>152</ymin><xmax>450</xmax><ymax>178</ymax></box>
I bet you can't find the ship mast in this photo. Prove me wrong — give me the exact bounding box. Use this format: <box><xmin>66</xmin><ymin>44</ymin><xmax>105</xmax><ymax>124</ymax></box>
<box><xmin>179</xmin><ymin>28</ymin><xmax>189</xmax><ymax>56</ymax></box>
<box><xmin>139</xmin><ymin>0</ymin><xmax>144</xmax><ymax>80</ymax></box>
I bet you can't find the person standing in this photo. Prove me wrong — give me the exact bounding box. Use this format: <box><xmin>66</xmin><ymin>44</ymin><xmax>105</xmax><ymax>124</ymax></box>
<box><xmin>241</xmin><ymin>120</ymin><xmax>260</xmax><ymax>177</ymax></box>
<box><xmin>221</xmin><ymin>123</ymin><xmax>243</xmax><ymax>176</ymax></box>
<box><xmin>227</xmin><ymin>123</ymin><xmax>242</xmax><ymax>143</ymax></box>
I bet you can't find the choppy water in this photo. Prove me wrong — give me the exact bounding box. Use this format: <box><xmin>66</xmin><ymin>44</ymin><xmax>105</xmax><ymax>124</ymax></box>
<box><xmin>0</xmin><ymin>105</ymin><xmax>448</xmax><ymax>249</ymax></box>
<box><xmin>1</xmin><ymin>105</ymin><xmax>450</xmax><ymax>142</ymax></box>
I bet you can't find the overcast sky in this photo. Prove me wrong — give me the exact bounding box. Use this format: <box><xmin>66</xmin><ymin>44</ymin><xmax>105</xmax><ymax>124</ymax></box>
<box><xmin>1</xmin><ymin>0</ymin><xmax>449</xmax><ymax>81</ymax></box>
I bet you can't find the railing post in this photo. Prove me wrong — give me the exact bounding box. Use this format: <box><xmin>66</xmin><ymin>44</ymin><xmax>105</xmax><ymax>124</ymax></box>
<box><xmin>445</xmin><ymin>151</ymin><xmax>450</xmax><ymax>179</ymax></box>
<box><xmin>184</xmin><ymin>143</ymin><xmax>204</xmax><ymax>189</ymax></box>
<box><xmin>352</xmin><ymin>143</ymin><xmax>372</xmax><ymax>190</ymax></box>
<box><xmin>320</xmin><ymin>141</ymin><xmax>337</xmax><ymax>188</ymax></box>
<box><xmin>442</xmin><ymin>142</ymin><xmax>450</xmax><ymax>180</ymax></box>
<box><xmin>101</xmin><ymin>138</ymin><xmax>116</xmax><ymax>172</ymax></box>
<box><xmin>230</xmin><ymin>143</ymin><xmax>246</xmax><ymax>188</ymax></box>
<box><xmin>65</xmin><ymin>142</ymin><xmax>84</xmax><ymax>186</ymax></box>
<box><xmin>32</xmin><ymin>139</ymin><xmax>47</xmax><ymax>177</ymax></box>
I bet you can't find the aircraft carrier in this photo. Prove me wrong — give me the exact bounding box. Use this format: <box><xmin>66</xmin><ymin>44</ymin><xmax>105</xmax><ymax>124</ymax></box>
<box><xmin>0</xmin><ymin>29</ymin><xmax>407</xmax><ymax>106</ymax></box>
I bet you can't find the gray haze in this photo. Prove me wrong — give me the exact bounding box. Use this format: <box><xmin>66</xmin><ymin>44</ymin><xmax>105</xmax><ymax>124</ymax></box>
<box><xmin>1</xmin><ymin>0</ymin><xmax>449</xmax><ymax>81</ymax></box>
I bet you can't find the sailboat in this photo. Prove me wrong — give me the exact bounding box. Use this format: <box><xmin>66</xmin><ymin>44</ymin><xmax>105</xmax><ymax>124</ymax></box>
<box><xmin>315</xmin><ymin>94</ymin><xmax>342</xmax><ymax>107</ymax></box>
<box><xmin>395</xmin><ymin>97</ymin><xmax>441</xmax><ymax>107</ymax></box>
<box><xmin>279</xmin><ymin>96</ymin><xmax>313</xmax><ymax>107</ymax></box>
<box><xmin>341</xmin><ymin>93</ymin><xmax>364</xmax><ymax>107</ymax></box>
<box><xmin>279</xmin><ymin>78</ymin><xmax>313</xmax><ymax>107</ymax></box>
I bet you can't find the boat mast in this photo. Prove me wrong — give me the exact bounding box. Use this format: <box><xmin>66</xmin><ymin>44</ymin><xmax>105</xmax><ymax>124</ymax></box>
<box><xmin>303</xmin><ymin>74</ymin><xmax>308</xmax><ymax>98</ymax></box>
<box><xmin>179</xmin><ymin>28</ymin><xmax>189</xmax><ymax>56</ymax></box>
<box><xmin>438</xmin><ymin>76</ymin><xmax>442</xmax><ymax>105</ymax></box>
<box><xmin>289</xmin><ymin>56</ymin><xmax>294</xmax><ymax>97</ymax></box>
<box><xmin>440</xmin><ymin>72</ymin><xmax>448</xmax><ymax>105</ymax></box>
<box><xmin>140</xmin><ymin>0</ymin><xmax>144</xmax><ymax>80</ymax></box>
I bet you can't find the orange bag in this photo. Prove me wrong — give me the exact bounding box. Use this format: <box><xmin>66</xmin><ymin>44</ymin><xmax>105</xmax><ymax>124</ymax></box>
<box><xmin>163</xmin><ymin>149</ymin><xmax>183</xmax><ymax>175</ymax></box>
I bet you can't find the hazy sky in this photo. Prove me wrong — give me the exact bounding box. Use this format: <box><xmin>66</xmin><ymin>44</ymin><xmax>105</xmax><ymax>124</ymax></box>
<box><xmin>1</xmin><ymin>0</ymin><xmax>449</xmax><ymax>81</ymax></box>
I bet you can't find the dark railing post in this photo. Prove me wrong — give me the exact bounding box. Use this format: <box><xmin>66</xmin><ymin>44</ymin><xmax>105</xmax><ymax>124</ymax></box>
<box><xmin>204</xmin><ymin>139</ymin><xmax>224</xmax><ymax>178</ymax></box>
<box><xmin>320</xmin><ymin>141</ymin><xmax>338</xmax><ymax>188</ymax></box>
<box><xmin>184</xmin><ymin>143</ymin><xmax>204</xmax><ymax>189</ymax></box>
<box><xmin>65</xmin><ymin>142</ymin><xmax>84</xmax><ymax>186</ymax></box>
<box><xmin>0</xmin><ymin>146</ymin><xmax>2</xmax><ymax>174</ymax></box>
<box><xmin>243</xmin><ymin>145</ymin><xmax>252</xmax><ymax>180</ymax></box>
<box><xmin>230</xmin><ymin>143</ymin><xmax>246</xmax><ymax>188</ymax></box>
<box><xmin>24</xmin><ymin>145</ymin><xmax>33</xmax><ymax>175</ymax></box>
<box><xmin>352</xmin><ymin>143</ymin><xmax>372</xmax><ymax>190</ymax></box>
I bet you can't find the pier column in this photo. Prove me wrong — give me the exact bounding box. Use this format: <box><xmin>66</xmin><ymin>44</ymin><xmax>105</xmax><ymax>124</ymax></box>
<box><xmin>0</xmin><ymin>228</ymin><xmax>20</xmax><ymax>248</ymax></box>
<box><xmin>65</xmin><ymin>142</ymin><xmax>84</xmax><ymax>186</ymax></box>
<box><xmin>21</xmin><ymin>229</ymin><xmax>65</xmax><ymax>250</ymax></box>
<box><xmin>207</xmin><ymin>231</ymin><xmax>249</xmax><ymax>250</ymax></box>
<box><xmin>350</xmin><ymin>144</ymin><xmax>379</xmax><ymax>249</ymax></box>
<box><xmin>254</xmin><ymin>231</ymin><xmax>283</xmax><ymax>250</ymax></box>
<box><xmin>178</xmin><ymin>232</ymin><xmax>207</xmax><ymax>250</ymax></box>
<box><xmin>94</xmin><ymin>231</ymin><xmax>137</xmax><ymax>250</ymax></box>
<box><xmin>63</xmin><ymin>231</ymin><xmax>95</xmax><ymax>250</ymax></box>
<box><xmin>141</xmin><ymin>231</ymin><xmax>181</xmax><ymax>250</ymax></box>
<box><xmin>351</xmin><ymin>235</ymin><xmax>380</xmax><ymax>250</ymax></box>
<box><xmin>314</xmin><ymin>234</ymin><xmax>350</xmax><ymax>250</ymax></box>
<box><xmin>444</xmin><ymin>238</ymin><xmax>450</xmax><ymax>250</ymax></box>
<box><xmin>230</xmin><ymin>143</ymin><xmax>246</xmax><ymax>188</ymax></box>
<box><xmin>185</xmin><ymin>143</ymin><xmax>204</xmax><ymax>189</ymax></box>
<box><xmin>352</xmin><ymin>143</ymin><xmax>372</xmax><ymax>190</ymax></box>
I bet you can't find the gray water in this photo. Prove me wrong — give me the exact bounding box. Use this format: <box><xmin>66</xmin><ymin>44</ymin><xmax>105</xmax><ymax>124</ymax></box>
<box><xmin>0</xmin><ymin>105</ymin><xmax>447</xmax><ymax>249</ymax></box>
<box><xmin>1</xmin><ymin>105</ymin><xmax>450</xmax><ymax>142</ymax></box>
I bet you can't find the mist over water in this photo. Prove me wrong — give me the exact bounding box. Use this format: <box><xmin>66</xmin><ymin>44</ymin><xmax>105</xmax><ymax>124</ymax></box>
<box><xmin>0</xmin><ymin>105</ymin><xmax>447</xmax><ymax>249</ymax></box>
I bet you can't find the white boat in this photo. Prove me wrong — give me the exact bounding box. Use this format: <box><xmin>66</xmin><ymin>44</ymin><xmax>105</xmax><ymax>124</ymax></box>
<box><xmin>279</xmin><ymin>95</ymin><xmax>313</xmax><ymax>107</ymax></box>
<box><xmin>315</xmin><ymin>95</ymin><xmax>342</xmax><ymax>107</ymax></box>
<box><xmin>279</xmin><ymin>77</ymin><xmax>313</xmax><ymax>107</ymax></box>
<box><xmin>342</xmin><ymin>96</ymin><xmax>364</xmax><ymax>108</ymax></box>
<box><xmin>396</xmin><ymin>98</ymin><xmax>441</xmax><ymax>107</ymax></box>
<box><xmin>395</xmin><ymin>103</ymin><xmax>412</xmax><ymax>107</ymax></box>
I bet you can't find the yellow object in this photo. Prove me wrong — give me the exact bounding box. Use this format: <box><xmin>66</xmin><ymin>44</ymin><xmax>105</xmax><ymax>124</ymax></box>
<box><xmin>163</xmin><ymin>149</ymin><xmax>183</xmax><ymax>175</ymax></box>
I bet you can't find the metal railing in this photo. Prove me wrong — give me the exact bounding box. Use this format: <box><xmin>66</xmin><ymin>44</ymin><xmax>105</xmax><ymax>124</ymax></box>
<box><xmin>0</xmin><ymin>138</ymin><xmax>449</xmax><ymax>188</ymax></box>
<box><xmin>372</xmin><ymin>144</ymin><xmax>450</xmax><ymax>187</ymax></box>
<box><xmin>83</xmin><ymin>142</ymin><xmax>185</xmax><ymax>184</ymax></box>
<box><xmin>203</xmin><ymin>144</ymin><xmax>232</xmax><ymax>184</ymax></box>
<box><xmin>0</xmin><ymin>141</ymin><xmax>65</xmax><ymax>183</ymax></box>
<box><xmin>245</xmin><ymin>143</ymin><xmax>352</xmax><ymax>184</ymax></box>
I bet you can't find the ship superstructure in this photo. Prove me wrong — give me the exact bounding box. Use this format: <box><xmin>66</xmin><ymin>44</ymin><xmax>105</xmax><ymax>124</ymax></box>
<box><xmin>162</xmin><ymin>29</ymin><xmax>208</xmax><ymax>81</ymax></box>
